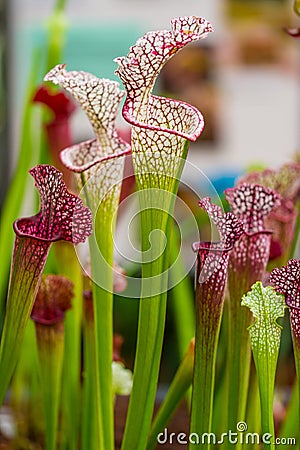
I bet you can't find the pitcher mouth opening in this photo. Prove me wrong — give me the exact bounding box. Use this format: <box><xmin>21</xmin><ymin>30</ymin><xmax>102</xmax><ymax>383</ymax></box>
<box><xmin>122</xmin><ymin>95</ymin><xmax>204</xmax><ymax>142</ymax></box>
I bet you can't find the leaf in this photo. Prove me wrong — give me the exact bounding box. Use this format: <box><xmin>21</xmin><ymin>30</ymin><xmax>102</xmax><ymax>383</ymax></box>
<box><xmin>242</xmin><ymin>281</ymin><xmax>287</xmax><ymax>439</ymax></box>
<box><xmin>242</xmin><ymin>282</ymin><xmax>286</xmax><ymax>355</ymax></box>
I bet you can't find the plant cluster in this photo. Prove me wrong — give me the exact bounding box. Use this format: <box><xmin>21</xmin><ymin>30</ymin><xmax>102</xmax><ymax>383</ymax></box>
<box><xmin>0</xmin><ymin>3</ymin><xmax>299</xmax><ymax>450</ymax></box>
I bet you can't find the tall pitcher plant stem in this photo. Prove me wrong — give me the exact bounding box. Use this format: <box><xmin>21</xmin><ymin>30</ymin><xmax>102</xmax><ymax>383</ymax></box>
<box><xmin>270</xmin><ymin>259</ymin><xmax>300</xmax><ymax>442</ymax></box>
<box><xmin>115</xmin><ymin>16</ymin><xmax>213</xmax><ymax>450</ymax></box>
<box><xmin>190</xmin><ymin>198</ymin><xmax>243</xmax><ymax>449</ymax></box>
<box><xmin>45</xmin><ymin>64</ymin><xmax>131</xmax><ymax>450</ymax></box>
<box><xmin>0</xmin><ymin>165</ymin><xmax>92</xmax><ymax>406</ymax></box>
<box><xmin>224</xmin><ymin>184</ymin><xmax>281</xmax><ymax>435</ymax></box>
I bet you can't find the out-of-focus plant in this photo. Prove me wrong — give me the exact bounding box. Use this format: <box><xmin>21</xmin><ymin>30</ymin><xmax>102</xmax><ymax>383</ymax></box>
<box><xmin>238</xmin><ymin>163</ymin><xmax>300</xmax><ymax>265</ymax></box>
<box><xmin>33</xmin><ymin>85</ymin><xmax>76</xmax><ymax>188</ymax></box>
<box><xmin>0</xmin><ymin>0</ymin><xmax>69</xmax><ymax>327</ymax></box>
<box><xmin>31</xmin><ymin>274</ymin><xmax>74</xmax><ymax>450</ymax></box>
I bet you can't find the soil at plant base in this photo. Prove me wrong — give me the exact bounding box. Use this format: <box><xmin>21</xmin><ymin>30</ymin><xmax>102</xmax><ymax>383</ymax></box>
<box><xmin>114</xmin><ymin>395</ymin><xmax>190</xmax><ymax>449</ymax></box>
<box><xmin>0</xmin><ymin>396</ymin><xmax>189</xmax><ymax>448</ymax></box>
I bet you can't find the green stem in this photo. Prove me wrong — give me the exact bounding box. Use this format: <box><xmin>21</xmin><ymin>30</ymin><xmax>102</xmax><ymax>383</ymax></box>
<box><xmin>242</xmin><ymin>283</ymin><xmax>286</xmax><ymax>450</ymax></box>
<box><xmin>121</xmin><ymin>143</ymin><xmax>189</xmax><ymax>450</ymax></box>
<box><xmin>89</xmin><ymin>204</ymin><xmax>115</xmax><ymax>450</ymax></box>
<box><xmin>82</xmin><ymin>299</ymin><xmax>98</xmax><ymax>450</ymax></box>
<box><xmin>0</xmin><ymin>0</ymin><xmax>68</xmax><ymax>331</ymax></box>
<box><xmin>245</xmin><ymin>368</ymin><xmax>261</xmax><ymax>435</ymax></box>
<box><xmin>46</xmin><ymin>0</ymin><xmax>68</xmax><ymax>72</ymax></box>
<box><xmin>169</xmin><ymin>223</ymin><xmax>195</xmax><ymax>361</ymax></box>
<box><xmin>168</xmin><ymin>225</ymin><xmax>195</xmax><ymax>407</ymax></box>
<box><xmin>55</xmin><ymin>243</ymin><xmax>82</xmax><ymax>450</ymax></box>
<box><xmin>212</xmin><ymin>301</ymin><xmax>229</xmax><ymax>435</ymax></box>
<box><xmin>34</xmin><ymin>321</ymin><xmax>64</xmax><ymax>450</ymax></box>
<box><xmin>227</xmin><ymin>300</ymin><xmax>252</xmax><ymax>440</ymax></box>
<box><xmin>0</xmin><ymin>238</ymin><xmax>49</xmax><ymax>405</ymax></box>
<box><xmin>227</xmin><ymin>250</ymin><xmax>258</xmax><ymax>446</ymax></box>
<box><xmin>190</xmin><ymin>291</ymin><xmax>224</xmax><ymax>449</ymax></box>
<box><xmin>55</xmin><ymin>0</ymin><xmax>67</xmax><ymax>12</ymax></box>
<box><xmin>121</xmin><ymin>201</ymin><xmax>171</xmax><ymax>450</ymax></box>
<box><xmin>0</xmin><ymin>56</ymin><xmax>42</xmax><ymax>328</ymax></box>
<box><xmin>147</xmin><ymin>339</ymin><xmax>194</xmax><ymax>450</ymax></box>
<box><xmin>278</xmin><ymin>381</ymin><xmax>298</xmax><ymax>443</ymax></box>
<box><xmin>9</xmin><ymin>321</ymin><xmax>39</xmax><ymax>409</ymax></box>
<box><xmin>294</xmin><ymin>0</ymin><xmax>300</xmax><ymax>16</ymax></box>
<box><xmin>255</xmin><ymin>356</ymin><xmax>276</xmax><ymax>449</ymax></box>
<box><xmin>289</xmin><ymin>338</ymin><xmax>300</xmax><ymax>444</ymax></box>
